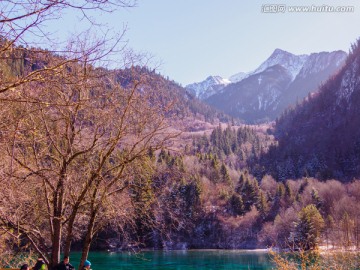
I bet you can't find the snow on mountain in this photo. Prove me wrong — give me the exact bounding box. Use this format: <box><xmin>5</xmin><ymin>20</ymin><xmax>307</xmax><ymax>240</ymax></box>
<box><xmin>297</xmin><ymin>50</ymin><xmax>347</xmax><ymax>78</ymax></box>
<box><xmin>338</xmin><ymin>54</ymin><xmax>360</xmax><ymax>103</ymax></box>
<box><xmin>229</xmin><ymin>72</ymin><xmax>248</xmax><ymax>83</ymax></box>
<box><xmin>226</xmin><ymin>49</ymin><xmax>307</xmax><ymax>85</ymax></box>
<box><xmin>186</xmin><ymin>75</ymin><xmax>230</xmax><ymax>100</ymax></box>
<box><xmin>186</xmin><ymin>49</ymin><xmax>347</xmax><ymax>123</ymax></box>
<box><xmin>204</xmin><ymin>49</ymin><xmax>347</xmax><ymax>123</ymax></box>
<box><xmin>206</xmin><ymin>64</ymin><xmax>293</xmax><ymax>123</ymax></box>
<box><xmin>251</xmin><ymin>49</ymin><xmax>308</xmax><ymax>80</ymax></box>
<box><xmin>186</xmin><ymin>49</ymin><xmax>311</xmax><ymax>101</ymax></box>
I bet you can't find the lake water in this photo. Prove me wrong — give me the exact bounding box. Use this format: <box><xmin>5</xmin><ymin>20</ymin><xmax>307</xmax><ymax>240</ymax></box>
<box><xmin>70</xmin><ymin>250</ymin><xmax>274</xmax><ymax>270</ymax></box>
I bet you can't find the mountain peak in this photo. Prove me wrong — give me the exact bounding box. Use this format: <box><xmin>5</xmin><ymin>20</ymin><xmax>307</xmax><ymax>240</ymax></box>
<box><xmin>186</xmin><ymin>75</ymin><xmax>230</xmax><ymax>100</ymax></box>
<box><xmin>206</xmin><ymin>75</ymin><xmax>225</xmax><ymax>82</ymax></box>
<box><xmin>271</xmin><ymin>48</ymin><xmax>292</xmax><ymax>56</ymax></box>
<box><xmin>252</xmin><ymin>49</ymin><xmax>308</xmax><ymax>79</ymax></box>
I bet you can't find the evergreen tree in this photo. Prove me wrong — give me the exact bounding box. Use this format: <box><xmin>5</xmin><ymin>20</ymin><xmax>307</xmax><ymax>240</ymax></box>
<box><xmin>228</xmin><ymin>193</ymin><xmax>244</xmax><ymax>216</ymax></box>
<box><xmin>210</xmin><ymin>155</ymin><xmax>221</xmax><ymax>182</ymax></box>
<box><xmin>179</xmin><ymin>179</ymin><xmax>202</xmax><ymax>218</ymax></box>
<box><xmin>292</xmin><ymin>204</ymin><xmax>324</xmax><ymax>250</ymax></box>
<box><xmin>276</xmin><ymin>183</ymin><xmax>285</xmax><ymax>199</ymax></box>
<box><xmin>285</xmin><ymin>181</ymin><xmax>293</xmax><ymax>198</ymax></box>
<box><xmin>284</xmin><ymin>181</ymin><xmax>294</xmax><ymax>205</ymax></box>
<box><xmin>238</xmin><ymin>174</ymin><xmax>245</xmax><ymax>188</ymax></box>
<box><xmin>240</xmin><ymin>178</ymin><xmax>260</xmax><ymax>212</ymax></box>
<box><xmin>220</xmin><ymin>163</ymin><xmax>231</xmax><ymax>183</ymax></box>
<box><xmin>311</xmin><ymin>188</ymin><xmax>323</xmax><ymax>210</ymax></box>
<box><xmin>298</xmin><ymin>179</ymin><xmax>308</xmax><ymax>194</ymax></box>
<box><xmin>267</xmin><ymin>183</ymin><xmax>286</xmax><ymax>221</ymax></box>
<box><xmin>257</xmin><ymin>191</ymin><xmax>269</xmax><ymax>220</ymax></box>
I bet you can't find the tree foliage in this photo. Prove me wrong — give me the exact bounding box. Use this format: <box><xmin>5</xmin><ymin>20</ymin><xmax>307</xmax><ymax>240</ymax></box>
<box><xmin>292</xmin><ymin>204</ymin><xmax>325</xmax><ymax>250</ymax></box>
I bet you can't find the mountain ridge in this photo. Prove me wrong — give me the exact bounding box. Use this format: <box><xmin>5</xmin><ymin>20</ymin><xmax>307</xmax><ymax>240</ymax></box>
<box><xmin>201</xmin><ymin>49</ymin><xmax>347</xmax><ymax>123</ymax></box>
<box><xmin>185</xmin><ymin>75</ymin><xmax>231</xmax><ymax>100</ymax></box>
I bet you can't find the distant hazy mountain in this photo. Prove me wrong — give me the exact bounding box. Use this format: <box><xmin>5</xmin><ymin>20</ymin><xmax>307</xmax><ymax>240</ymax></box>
<box><xmin>228</xmin><ymin>72</ymin><xmax>248</xmax><ymax>83</ymax></box>
<box><xmin>204</xmin><ymin>49</ymin><xmax>347</xmax><ymax>123</ymax></box>
<box><xmin>259</xmin><ymin>40</ymin><xmax>360</xmax><ymax>181</ymax></box>
<box><xmin>186</xmin><ymin>75</ymin><xmax>230</xmax><ymax>100</ymax></box>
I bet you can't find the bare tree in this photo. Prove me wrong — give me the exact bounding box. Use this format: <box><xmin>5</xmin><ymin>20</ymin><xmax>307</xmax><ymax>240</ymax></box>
<box><xmin>0</xmin><ymin>34</ymin><xmax>178</xmax><ymax>270</ymax></box>
<box><xmin>0</xmin><ymin>2</ymin><xmax>177</xmax><ymax>268</ymax></box>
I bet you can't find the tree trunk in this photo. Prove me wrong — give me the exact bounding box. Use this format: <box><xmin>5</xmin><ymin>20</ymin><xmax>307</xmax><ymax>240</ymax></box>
<box><xmin>64</xmin><ymin>175</ymin><xmax>96</xmax><ymax>257</ymax></box>
<box><xmin>64</xmin><ymin>199</ymin><xmax>86</xmax><ymax>257</ymax></box>
<box><xmin>51</xmin><ymin>218</ymin><xmax>62</xmax><ymax>269</ymax></box>
<box><xmin>78</xmin><ymin>210</ymin><xmax>97</xmax><ymax>270</ymax></box>
<box><xmin>64</xmin><ymin>216</ymin><xmax>74</xmax><ymax>258</ymax></box>
<box><xmin>52</xmin><ymin>167</ymin><xmax>65</xmax><ymax>269</ymax></box>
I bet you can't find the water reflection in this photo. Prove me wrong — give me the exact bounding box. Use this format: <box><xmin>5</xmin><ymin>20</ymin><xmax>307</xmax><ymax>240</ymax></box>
<box><xmin>71</xmin><ymin>250</ymin><xmax>273</xmax><ymax>270</ymax></box>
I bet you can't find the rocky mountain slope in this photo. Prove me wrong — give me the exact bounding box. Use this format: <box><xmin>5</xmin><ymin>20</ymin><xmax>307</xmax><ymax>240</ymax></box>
<box><xmin>258</xmin><ymin>40</ymin><xmax>360</xmax><ymax>181</ymax></box>
<box><xmin>188</xmin><ymin>49</ymin><xmax>347</xmax><ymax>123</ymax></box>
<box><xmin>185</xmin><ymin>75</ymin><xmax>230</xmax><ymax>100</ymax></box>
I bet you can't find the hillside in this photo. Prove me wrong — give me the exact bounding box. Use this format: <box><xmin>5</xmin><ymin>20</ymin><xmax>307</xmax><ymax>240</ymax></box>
<box><xmin>207</xmin><ymin>64</ymin><xmax>293</xmax><ymax>123</ymax></box>
<box><xmin>259</xmin><ymin>39</ymin><xmax>360</xmax><ymax>181</ymax></box>
<box><xmin>0</xmin><ymin>45</ymin><xmax>234</xmax><ymax>126</ymax></box>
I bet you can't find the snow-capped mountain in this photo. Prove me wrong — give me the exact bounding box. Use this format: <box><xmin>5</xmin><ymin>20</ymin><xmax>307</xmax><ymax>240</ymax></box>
<box><xmin>186</xmin><ymin>49</ymin><xmax>309</xmax><ymax>101</ymax></box>
<box><xmin>207</xmin><ymin>64</ymin><xmax>293</xmax><ymax>123</ymax></box>
<box><xmin>186</xmin><ymin>75</ymin><xmax>230</xmax><ymax>100</ymax></box>
<box><xmin>250</xmin><ymin>49</ymin><xmax>308</xmax><ymax>80</ymax></box>
<box><xmin>205</xmin><ymin>49</ymin><xmax>347</xmax><ymax>123</ymax></box>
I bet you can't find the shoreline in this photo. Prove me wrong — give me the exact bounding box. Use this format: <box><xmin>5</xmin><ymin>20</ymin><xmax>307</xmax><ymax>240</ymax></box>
<box><xmin>100</xmin><ymin>247</ymin><xmax>271</xmax><ymax>253</ymax></box>
<box><xmin>318</xmin><ymin>245</ymin><xmax>360</xmax><ymax>255</ymax></box>
<box><xmin>94</xmin><ymin>246</ymin><xmax>360</xmax><ymax>254</ymax></box>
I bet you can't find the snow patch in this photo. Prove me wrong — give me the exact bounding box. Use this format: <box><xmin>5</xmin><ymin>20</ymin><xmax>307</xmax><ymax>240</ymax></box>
<box><xmin>338</xmin><ymin>59</ymin><xmax>359</xmax><ymax>103</ymax></box>
<box><xmin>186</xmin><ymin>75</ymin><xmax>230</xmax><ymax>100</ymax></box>
<box><xmin>229</xmin><ymin>72</ymin><xmax>248</xmax><ymax>83</ymax></box>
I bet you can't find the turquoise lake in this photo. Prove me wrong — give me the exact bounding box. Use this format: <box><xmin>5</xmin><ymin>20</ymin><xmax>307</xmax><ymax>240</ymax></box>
<box><xmin>70</xmin><ymin>250</ymin><xmax>274</xmax><ymax>270</ymax></box>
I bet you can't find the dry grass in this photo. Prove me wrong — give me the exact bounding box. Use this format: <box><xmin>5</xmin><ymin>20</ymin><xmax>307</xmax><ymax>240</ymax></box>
<box><xmin>270</xmin><ymin>249</ymin><xmax>360</xmax><ymax>270</ymax></box>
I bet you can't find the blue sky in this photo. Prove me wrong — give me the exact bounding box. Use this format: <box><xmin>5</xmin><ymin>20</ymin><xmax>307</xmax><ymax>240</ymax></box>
<box><xmin>46</xmin><ymin>0</ymin><xmax>360</xmax><ymax>85</ymax></box>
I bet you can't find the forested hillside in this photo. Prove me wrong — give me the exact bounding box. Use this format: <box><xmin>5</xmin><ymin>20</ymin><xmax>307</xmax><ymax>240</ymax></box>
<box><xmin>93</xmin><ymin>125</ymin><xmax>360</xmax><ymax>252</ymax></box>
<box><xmin>259</xmin><ymin>39</ymin><xmax>360</xmax><ymax>181</ymax></box>
<box><xmin>0</xmin><ymin>44</ymin><xmax>232</xmax><ymax>124</ymax></box>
